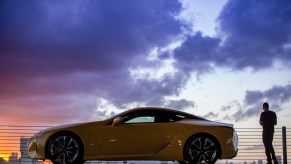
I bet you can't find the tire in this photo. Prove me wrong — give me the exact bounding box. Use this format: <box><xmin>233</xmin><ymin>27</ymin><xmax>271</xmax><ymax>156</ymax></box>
<box><xmin>185</xmin><ymin>135</ymin><xmax>219</xmax><ymax>164</ymax></box>
<box><xmin>47</xmin><ymin>133</ymin><xmax>84</xmax><ymax>164</ymax></box>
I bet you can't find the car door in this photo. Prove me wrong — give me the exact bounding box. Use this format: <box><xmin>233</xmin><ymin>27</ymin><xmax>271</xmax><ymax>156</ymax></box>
<box><xmin>100</xmin><ymin>110</ymin><xmax>171</xmax><ymax>155</ymax></box>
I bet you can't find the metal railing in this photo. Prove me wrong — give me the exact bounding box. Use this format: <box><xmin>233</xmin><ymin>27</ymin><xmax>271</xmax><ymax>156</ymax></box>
<box><xmin>0</xmin><ymin>125</ymin><xmax>289</xmax><ymax>164</ymax></box>
<box><xmin>215</xmin><ymin>127</ymin><xmax>291</xmax><ymax>164</ymax></box>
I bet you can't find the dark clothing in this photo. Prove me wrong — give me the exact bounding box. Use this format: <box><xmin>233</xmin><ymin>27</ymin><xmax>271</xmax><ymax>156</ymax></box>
<box><xmin>260</xmin><ymin>110</ymin><xmax>277</xmax><ymax>163</ymax></box>
<box><xmin>260</xmin><ymin>110</ymin><xmax>277</xmax><ymax>134</ymax></box>
<box><xmin>263</xmin><ymin>133</ymin><xmax>277</xmax><ymax>163</ymax></box>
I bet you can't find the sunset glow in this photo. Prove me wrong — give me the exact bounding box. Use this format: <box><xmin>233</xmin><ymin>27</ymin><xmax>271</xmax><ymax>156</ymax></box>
<box><xmin>1</xmin><ymin>0</ymin><xmax>291</xmax><ymax>163</ymax></box>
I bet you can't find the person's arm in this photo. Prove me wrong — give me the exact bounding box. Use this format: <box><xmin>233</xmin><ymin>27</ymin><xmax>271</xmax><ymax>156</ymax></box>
<box><xmin>259</xmin><ymin>113</ymin><xmax>263</xmax><ymax>126</ymax></box>
<box><xmin>274</xmin><ymin>112</ymin><xmax>277</xmax><ymax>125</ymax></box>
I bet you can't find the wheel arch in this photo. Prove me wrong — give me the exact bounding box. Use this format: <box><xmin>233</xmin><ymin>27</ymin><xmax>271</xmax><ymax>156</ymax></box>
<box><xmin>183</xmin><ymin>132</ymin><xmax>222</xmax><ymax>160</ymax></box>
<box><xmin>45</xmin><ymin>130</ymin><xmax>84</xmax><ymax>159</ymax></box>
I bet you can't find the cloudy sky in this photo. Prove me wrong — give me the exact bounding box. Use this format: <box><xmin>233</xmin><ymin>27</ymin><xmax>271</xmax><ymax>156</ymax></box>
<box><xmin>1</xmin><ymin>0</ymin><xmax>291</xmax><ymax>128</ymax></box>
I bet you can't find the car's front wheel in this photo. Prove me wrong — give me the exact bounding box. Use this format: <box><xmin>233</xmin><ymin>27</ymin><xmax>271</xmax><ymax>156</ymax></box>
<box><xmin>185</xmin><ymin>135</ymin><xmax>219</xmax><ymax>164</ymax></box>
<box><xmin>47</xmin><ymin>133</ymin><xmax>84</xmax><ymax>164</ymax></box>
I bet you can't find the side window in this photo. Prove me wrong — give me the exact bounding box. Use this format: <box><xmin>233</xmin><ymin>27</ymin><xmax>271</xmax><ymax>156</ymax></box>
<box><xmin>157</xmin><ymin>111</ymin><xmax>186</xmax><ymax>123</ymax></box>
<box><xmin>122</xmin><ymin>110</ymin><xmax>156</xmax><ymax>124</ymax></box>
<box><xmin>125</xmin><ymin>116</ymin><xmax>155</xmax><ymax>124</ymax></box>
<box><xmin>172</xmin><ymin>114</ymin><xmax>185</xmax><ymax>121</ymax></box>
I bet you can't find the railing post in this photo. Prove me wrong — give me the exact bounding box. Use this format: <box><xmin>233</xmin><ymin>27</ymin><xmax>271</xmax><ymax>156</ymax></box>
<box><xmin>282</xmin><ymin>126</ymin><xmax>287</xmax><ymax>164</ymax></box>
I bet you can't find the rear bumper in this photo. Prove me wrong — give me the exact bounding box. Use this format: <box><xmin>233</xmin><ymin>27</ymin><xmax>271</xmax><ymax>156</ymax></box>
<box><xmin>228</xmin><ymin>149</ymin><xmax>238</xmax><ymax>159</ymax></box>
<box><xmin>229</xmin><ymin>129</ymin><xmax>238</xmax><ymax>158</ymax></box>
<box><xmin>221</xmin><ymin>128</ymin><xmax>238</xmax><ymax>159</ymax></box>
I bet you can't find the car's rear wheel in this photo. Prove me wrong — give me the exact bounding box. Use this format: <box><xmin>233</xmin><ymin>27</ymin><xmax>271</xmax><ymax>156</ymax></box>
<box><xmin>185</xmin><ymin>135</ymin><xmax>219</xmax><ymax>164</ymax></box>
<box><xmin>47</xmin><ymin>133</ymin><xmax>84</xmax><ymax>164</ymax></box>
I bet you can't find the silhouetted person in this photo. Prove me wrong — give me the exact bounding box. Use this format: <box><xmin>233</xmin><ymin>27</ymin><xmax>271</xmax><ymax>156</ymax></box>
<box><xmin>259</xmin><ymin>102</ymin><xmax>277</xmax><ymax>164</ymax></box>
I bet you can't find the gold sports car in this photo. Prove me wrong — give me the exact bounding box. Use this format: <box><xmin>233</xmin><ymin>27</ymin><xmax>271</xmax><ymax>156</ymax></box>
<box><xmin>28</xmin><ymin>107</ymin><xmax>238</xmax><ymax>164</ymax></box>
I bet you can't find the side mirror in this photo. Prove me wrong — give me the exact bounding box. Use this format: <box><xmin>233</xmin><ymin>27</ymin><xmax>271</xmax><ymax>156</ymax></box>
<box><xmin>112</xmin><ymin>117</ymin><xmax>123</xmax><ymax>127</ymax></box>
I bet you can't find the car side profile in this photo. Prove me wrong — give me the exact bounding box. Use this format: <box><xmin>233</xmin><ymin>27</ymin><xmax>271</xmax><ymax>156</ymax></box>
<box><xmin>28</xmin><ymin>107</ymin><xmax>238</xmax><ymax>164</ymax></box>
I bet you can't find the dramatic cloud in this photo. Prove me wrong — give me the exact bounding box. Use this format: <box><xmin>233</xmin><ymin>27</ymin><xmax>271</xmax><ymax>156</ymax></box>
<box><xmin>1</xmin><ymin>0</ymin><xmax>291</xmax><ymax>125</ymax></box>
<box><xmin>171</xmin><ymin>0</ymin><xmax>291</xmax><ymax>73</ymax></box>
<box><xmin>165</xmin><ymin>99</ymin><xmax>195</xmax><ymax>110</ymax></box>
<box><xmin>217</xmin><ymin>0</ymin><xmax>291</xmax><ymax>69</ymax></box>
<box><xmin>224</xmin><ymin>84</ymin><xmax>291</xmax><ymax>122</ymax></box>
<box><xmin>0</xmin><ymin>0</ymin><xmax>189</xmax><ymax>124</ymax></box>
<box><xmin>0</xmin><ymin>0</ymin><xmax>183</xmax><ymax>78</ymax></box>
<box><xmin>173</xmin><ymin>32</ymin><xmax>220</xmax><ymax>74</ymax></box>
<box><xmin>168</xmin><ymin>0</ymin><xmax>291</xmax><ymax>122</ymax></box>
<box><xmin>203</xmin><ymin>112</ymin><xmax>219</xmax><ymax>119</ymax></box>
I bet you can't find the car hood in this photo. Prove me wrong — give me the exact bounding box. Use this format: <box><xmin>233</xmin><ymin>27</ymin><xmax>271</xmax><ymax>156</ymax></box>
<box><xmin>182</xmin><ymin>119</ymin><xmax>233</xmax><ymax>128</ymax></box>
<box><xmin>44</xmin><ymin>122</ymin><xmax>86</xmax><ymax>131</ymax></box>
<box><xmin>32</xmin><ymin>121</ymin><xmax>108</xmax><ymax>139</ymax></box>
<box><xmin>41</xmin><ymin>120</ymin><xmax>106</xmax><ymax>133</ymax></box>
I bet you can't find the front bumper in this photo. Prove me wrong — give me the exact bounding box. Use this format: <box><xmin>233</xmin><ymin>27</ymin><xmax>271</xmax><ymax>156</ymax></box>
<box><xmin>27</xmin><ymin>136</ymin><xmax>47</xmax><ymax>160</ymax></box>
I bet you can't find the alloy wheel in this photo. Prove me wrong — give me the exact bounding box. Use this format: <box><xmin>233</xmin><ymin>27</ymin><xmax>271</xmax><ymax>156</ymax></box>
<box><xmin>188</xmin><ymin>136</ymin><xmax>217</xmax><ymax>163</ymax></box>
<box><xmin>49</xmin><ymin>135</ymin><xmax>80</xmax><ymax>164</ymax></box>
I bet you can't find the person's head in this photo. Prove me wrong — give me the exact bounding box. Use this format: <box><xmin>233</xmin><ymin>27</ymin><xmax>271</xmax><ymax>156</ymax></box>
<box><xmin>263</xmin><ymin>102</ymin><xmax>269</xmax><ymax>111</ymax></box>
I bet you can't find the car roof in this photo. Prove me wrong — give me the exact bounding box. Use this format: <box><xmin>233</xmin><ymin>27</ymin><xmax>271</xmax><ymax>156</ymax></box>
<box><xmin>127</xmin><ymin>107</ymin><xmax>199</xmax><ymax>117</ymax></box>
<box><xmin>128</xmin><ymin>107</ymin><xmax>181</xmax><ymax>112</ymax></box>
<box><xmin>106</xmin><ymin>107</ymin><xmax>206</xmax><ymax>121</ymax></box>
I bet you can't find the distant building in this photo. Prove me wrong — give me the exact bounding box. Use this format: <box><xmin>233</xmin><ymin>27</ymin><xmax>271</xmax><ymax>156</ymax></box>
<box><xmin>19</xmin><ymin>138</ymin><xmax>40</xmax><ymax>164</ymax></box>
<box><xmin>258</xmin><ymin>159</ymin><xmax>263</xmax><ymax>164</ymax></box>
<box><xmin>276</xmin><ymin>156</ymin><xmax>282</xmax><ymax>164</ymax></box>
<box><xmin>0</xmin><ymin>157</ymin><xmax>7</xmax><ymax>164</ymax></box>
<box><xmin>8</xmin><ymin>152</ymin><xmax>18</xmax><ymax>164</ymax></box>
